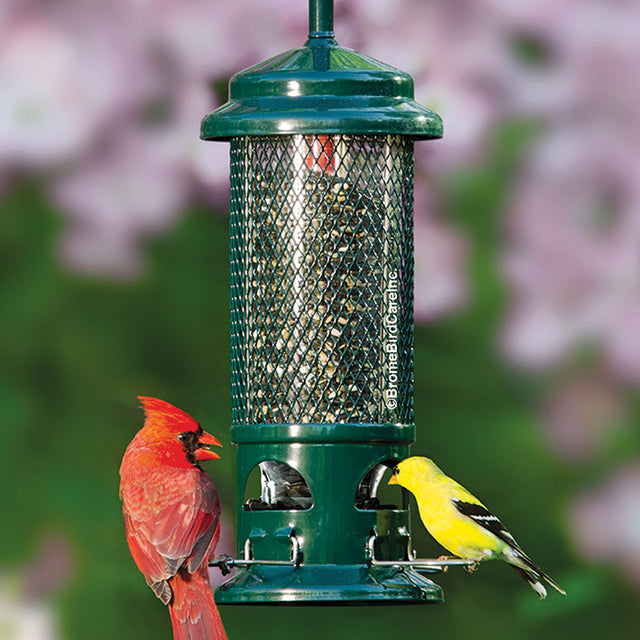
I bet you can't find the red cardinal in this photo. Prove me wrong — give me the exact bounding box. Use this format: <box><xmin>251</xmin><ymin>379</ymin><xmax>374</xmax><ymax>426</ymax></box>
<box><xmin>119</xmin><ymin>397</ymin><xmax>227</xmax><ymax>640</ymax></box>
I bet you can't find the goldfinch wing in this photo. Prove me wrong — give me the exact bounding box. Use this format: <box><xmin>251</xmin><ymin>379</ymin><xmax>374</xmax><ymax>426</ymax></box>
<box><xmin>453</xmin><ymin>500</ymin><xmax>518</xmax><ymax>548</ymax></box>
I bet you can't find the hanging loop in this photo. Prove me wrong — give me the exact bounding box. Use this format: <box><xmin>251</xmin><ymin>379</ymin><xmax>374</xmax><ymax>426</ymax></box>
<box><xmin>308</xmin><ymin>0</ymin><xmax>334</xmax><ymax>39</ymax></box>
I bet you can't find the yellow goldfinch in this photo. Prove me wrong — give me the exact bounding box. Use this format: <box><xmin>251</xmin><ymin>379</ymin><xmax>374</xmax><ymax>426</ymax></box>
<box><xmin>389</xmin><ymin>456</ymin><xmax>566</xmax><ymax>599</ymax></box>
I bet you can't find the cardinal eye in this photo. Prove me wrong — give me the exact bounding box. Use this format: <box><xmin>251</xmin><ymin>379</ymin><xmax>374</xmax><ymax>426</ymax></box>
<box><xmin>177</xmin><ymin>433</ymin><xmax>189</xmax><ymax>443</ymax></box>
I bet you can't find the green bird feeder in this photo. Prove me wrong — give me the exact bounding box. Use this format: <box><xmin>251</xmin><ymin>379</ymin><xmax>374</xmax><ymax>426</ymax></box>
<box><xmin>202</xmin><ymin>0</ymin><xmax>447</xmax><ymax>604</ymax></box>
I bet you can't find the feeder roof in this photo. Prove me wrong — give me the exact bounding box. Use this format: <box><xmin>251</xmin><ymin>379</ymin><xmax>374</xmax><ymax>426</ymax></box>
<box><xmin>201</xmin><ymin>38</ymin><xmax>443</xmax><ymax>140</ymax></box>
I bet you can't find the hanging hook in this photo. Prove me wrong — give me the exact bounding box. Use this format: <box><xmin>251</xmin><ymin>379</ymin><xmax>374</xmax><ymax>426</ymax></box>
<box><xmin>308</xmin><ymin>0</ymin><xmax>334</xmax><ymax>40</ymax></box>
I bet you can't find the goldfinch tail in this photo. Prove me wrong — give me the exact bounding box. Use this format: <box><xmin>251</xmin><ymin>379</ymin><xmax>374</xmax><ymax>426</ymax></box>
<box><xmin>506</xmin><ymin>548</ymin><xmax>566</xmax><ymax>598</ymax></box>
<box><xmin>511</xmin><ymin>565</ymin><xmax>548</xmax><ymax>599</ymax></box>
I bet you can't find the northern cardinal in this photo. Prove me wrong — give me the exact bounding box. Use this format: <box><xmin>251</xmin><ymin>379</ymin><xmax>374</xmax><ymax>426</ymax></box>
<box><xmin>120</xmin><ymin>396</ymin><xmax>228</xmax><ymax>640</ymax></box>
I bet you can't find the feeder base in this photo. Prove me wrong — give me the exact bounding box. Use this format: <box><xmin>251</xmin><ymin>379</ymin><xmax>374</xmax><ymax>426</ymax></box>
<box><xmin>214</xmin><ymin>564</ymin><xmax>443</xmax><ymax>605</ymax></box>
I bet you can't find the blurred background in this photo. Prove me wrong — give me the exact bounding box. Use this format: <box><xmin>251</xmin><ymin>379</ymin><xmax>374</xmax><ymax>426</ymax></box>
<box><xmin>2</xmin><ymin>0</ymin><xmax>640</xmax><ymax>638</ymax></box>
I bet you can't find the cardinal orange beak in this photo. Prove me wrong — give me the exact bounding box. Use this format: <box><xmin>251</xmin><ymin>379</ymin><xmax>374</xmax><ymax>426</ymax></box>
<box><xmin>195</xmin><ymin>430</ymin><xmax>222</xmax><ymax>461</ymax></box>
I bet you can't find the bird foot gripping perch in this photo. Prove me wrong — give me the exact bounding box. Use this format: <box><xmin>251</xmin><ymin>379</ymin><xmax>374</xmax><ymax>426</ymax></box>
<box><xmin>460</xmin><ymin>550</ymin><xmax>494</xmax><ymax>574</ymax></box>
<box><xmin>366</xmin><ymin>533</ymin><xmax>477</xmax><ymax>574</ymax></box>
<box><xmin>210</xmin><ymin>531</ymin><xmax>303</xmax><ymax>571</ymax></box>
<box><xmin>211</xmin><ymin>530</ymin><xmax>478</xmax><ymax>587</ymax></box>
<box><xmin>211</xmin><ymin>555</ymin><xmax>234</xmax><ymax>576</ymax></box>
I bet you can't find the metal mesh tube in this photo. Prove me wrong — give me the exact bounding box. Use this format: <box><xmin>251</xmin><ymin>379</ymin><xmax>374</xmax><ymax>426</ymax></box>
<box><xmin>230</xmin><ymin>134</ymin><xmax>414</xmax><ymax>426</ymax></box>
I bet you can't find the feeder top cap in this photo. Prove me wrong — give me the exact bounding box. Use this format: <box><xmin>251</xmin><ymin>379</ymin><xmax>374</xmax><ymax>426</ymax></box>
<box><xmin>201</xmin><ymin>24</ymin><xmax>442</xmax><ymax>140</ymax></box>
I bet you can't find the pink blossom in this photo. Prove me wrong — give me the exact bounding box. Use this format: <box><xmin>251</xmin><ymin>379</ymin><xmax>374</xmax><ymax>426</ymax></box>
<box><xmin>0</xmin><ymin>18</ymin><xmax>104</xmax><ymax>165</ymax></box>
<box><xmin>52</xmin><ymin>127</ymin><xmax>189</xmax><ymax>278</ymax></box>
<box><xmin>499</xmin><ymin>1</ymin><xmax>640</xmax><ymax>126</ymax></box>
<box><xmin>500</xmin><ymin>0</ymin><xmax>640</xmax><ymax>380</ymax></box>
<box><xmin>541</xmin><ymin>372</ymin><xmax>627</xmax><ymax>462</ymax></box>
<box><xmin>22</xmin><ymin>532</ymin><xmax>74</xmax><ymax>602</ymax></box>
<box><xmin>0</xmin><ymin>531</ymin><xmax>73</xmax><ymax>640</ymax></box>
<box><xmin>413</xmin><ymin>180</ymin><xmax>468</xmax><ymax>321</ymax></box>
<box><xmin>173</xmin><ymin>84</ymin><xmax>230</xmax><ymax>202</ymax></box>
<box><xmin>0</xmin><ymin>7</ymin><xmax>155</xmax><ymax>168</ymax></box>
<box><xmin>604</xmin><ymin>297</ymin><xmax>640</xmax><ymax>384</ymax></box>
<box><xmin>569</xmin><ymin>462</ymin><xmax>640</xmax><ymax>585</ymax></box>
<box><xmin>501</xmin><ymin>127</ymin><xmax>640</xmax><ymax>379</ymax></box>
<box><xmin>347</xmin><ymin>0</ymin><xmax>511</xmax><ymax>173</ymax></box>
<box><xmin>143</xmin><ymin>0</ymin><xmax>303</xmax><ymax>80</ymax></box>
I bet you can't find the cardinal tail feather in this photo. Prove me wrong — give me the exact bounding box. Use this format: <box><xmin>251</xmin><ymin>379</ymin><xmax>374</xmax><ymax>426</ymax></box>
<box><xmin>168</xmin><ymin>569</ymin><xmax>227</xmax><ymax>640</ymax></box>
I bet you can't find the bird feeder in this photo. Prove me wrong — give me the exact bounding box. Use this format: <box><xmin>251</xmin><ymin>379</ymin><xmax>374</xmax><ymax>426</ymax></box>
<box><xmin>202</xmin><ymin>0</ymin><xmax>445</xmax><ymax>604</ymax></box>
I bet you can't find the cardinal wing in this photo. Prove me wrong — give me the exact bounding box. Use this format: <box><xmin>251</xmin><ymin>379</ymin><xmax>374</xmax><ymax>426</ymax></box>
<box><xmin>123</xmin><ymin>467</ymin><xmax>220</xmax><ymax>596</ymax></box>
<box><xmin>150</xmin><ymin>469</ymin><xmax>221</xmax><ymax>575</ymax></box>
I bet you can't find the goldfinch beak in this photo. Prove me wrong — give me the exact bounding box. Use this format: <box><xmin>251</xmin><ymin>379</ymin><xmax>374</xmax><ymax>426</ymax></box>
<box><xmin>388</xmin><ymin>474</ymin><xmax>399</xmax><ymax>485</ymax></box>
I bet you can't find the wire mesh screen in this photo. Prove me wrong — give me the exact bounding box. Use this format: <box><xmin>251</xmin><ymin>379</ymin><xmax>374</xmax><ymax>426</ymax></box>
<box><xmin>230</xmin><ymin>134</ymin><xmax>414</xmax><ymax>426</ymax></box>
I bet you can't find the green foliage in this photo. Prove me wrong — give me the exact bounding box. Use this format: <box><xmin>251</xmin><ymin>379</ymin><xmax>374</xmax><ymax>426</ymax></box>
<box><xmin>0</xmin><ymin>123</ymin><xmax>637</xmax><ymax>640</ymax></box>
<box><xmin>0</xmin><ymin>183</ymin><xmax>234</xmax><ymax>638</ymax></box>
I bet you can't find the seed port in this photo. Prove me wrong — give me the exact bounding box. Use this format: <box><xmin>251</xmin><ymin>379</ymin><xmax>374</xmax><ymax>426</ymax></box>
<box><xmin>355</xmin><ymin>461</ymin><xmax>405</xmax><ymax>511</ymax></box>
<box><xmin>243</xmin><ymin>460</ymin><xmax>312</xmax><ymax>511</ymax></box>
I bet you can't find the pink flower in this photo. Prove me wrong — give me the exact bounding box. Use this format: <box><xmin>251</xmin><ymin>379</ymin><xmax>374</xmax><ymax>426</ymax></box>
<box><xmin>541</xmin><ymin>372</ymin><xmax>626</xmax><ymax>462</ymax></box>
<box><xmin>0</xmin><ymin>531</ymin><xmax>73</xmax><ymax>640</ymax></box>
<box><xmin>0</xmin><ymin>588</ymin><xmax>61</xmax><ymax>640</ymax></box>
<box><xmin>501</xmin><ymin>129</ymin><xmax>640</xmax><ymax>380</ymax></box>
<box><xmin>604</xmin><ymin>297</ymin><xmax>640</xmax><ymax>384</ymax></box>
<box><xmin>52</xmin><ymin>126</ymin><xmax>189</xmax><ymax>278</ymax></box>
<box><xmin>347</xmin><ymin>0</ymin><xmax>512</xmax><ymax>172</ymax></box>
<box><xmin>173</xmin><ymin>84</ymin><xmax>230</xmax><ymax>203</ymax></box>
<box><xmin>569</xmin><ymin>462</ymin><xmax>640</xmax><ymax>586</ymax></box>
<box><xmin>0</xmin><ymin>18</ymin><xmax>102</xmax><ymax>165</ymax></box>
<box><xmin>0</xmin><ymin>7</ymin><xmax>155</xmax><ymax>167</ymax></box>
<box><xmin>413</xmin><ymin>180</ymin><xmax>468</xmax><ymax>322</ymax></box>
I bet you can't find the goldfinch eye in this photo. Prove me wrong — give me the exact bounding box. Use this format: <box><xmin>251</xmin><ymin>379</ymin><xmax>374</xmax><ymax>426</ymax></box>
<box><xmin>392</xmin><ymin>466</ymin><xmax>399</xmax><ymax>476</ymax></box>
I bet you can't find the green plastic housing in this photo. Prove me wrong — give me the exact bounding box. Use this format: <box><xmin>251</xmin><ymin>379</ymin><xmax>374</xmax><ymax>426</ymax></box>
<box><xmin>217</xmin><ymin>424</ymin><xmax>441</xmax><ymax>604</ymax></box>
<box><xmin>202</xmin><ymin>0</ymin><xmax>443</xmax><ymax>605</ymax></box>
<box><xmin>200</xmin><ymin>5</ymin><xmax>442</xmax><ymax>140</ymax></box>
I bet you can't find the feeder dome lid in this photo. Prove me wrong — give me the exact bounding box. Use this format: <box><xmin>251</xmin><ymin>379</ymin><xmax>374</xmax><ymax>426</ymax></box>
<box><xmin>201</xmin><ymin>35</ymin><xmax>443</xmax><ymax>140</ymax></box>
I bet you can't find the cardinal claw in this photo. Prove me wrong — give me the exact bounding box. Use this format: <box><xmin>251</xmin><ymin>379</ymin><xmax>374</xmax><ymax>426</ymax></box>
<box><xmin>212</xmin><ymin>554</ymin><xmax>234</xmax><ymax>575</ymax></box>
